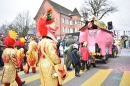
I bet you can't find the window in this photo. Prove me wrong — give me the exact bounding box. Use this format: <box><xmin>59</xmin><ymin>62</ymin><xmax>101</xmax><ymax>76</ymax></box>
<box><xmin>78</xmin><ymin>20</ymin><xmax>81</xmax><ymax>25</ymax></box>
<box><xmin>72</xmin><ymin>20</ymin><xmax>75</xmax><ymax>25</ymax></box>
<box><xmin>68</xmin><ymin>20</ymin><xmax>70</xmax><ymax>25</ymax></box>
<box><xmin>70</xmin><ymin>28</ymin><xmax>73</xmax><ymax>33</ymax></box>
<box><xmin>68</xmin><ymin>28</ymin><xmax>70</xmax><ymax>33</ymax></box>
<box><xmin>69</xmin><ymin>20</ymin><xmax>73</xmax><ymax>25</ymax></box>
<box><xmin>66</xmin><ymin>19</ymin><xmax>68</xmax><ymax>24</ymax></box>
<box><xmin>75</xmin><ymin>20</ymin><xmax>77</xmax><ymax>24</ymax></box>
<box><xmin>73</xmin><ymin>28</ymin><xmax>75</xmax><ymax>33</ymax></box>
<box><xmin>63</xmin><ymin>27</ymin><xmax>66</xmax><ymax>33</ymax></box>
<box><xmin>62</xmin><ymin>18</ymin><xmax>65</xmax><ymax>23</ymax></box>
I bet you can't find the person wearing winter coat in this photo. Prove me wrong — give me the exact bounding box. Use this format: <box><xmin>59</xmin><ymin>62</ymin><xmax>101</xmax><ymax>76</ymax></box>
<box><xmin>71</xmin><ymin>43</ymin><xmax>81</xmax><ymax>77</ymax></box>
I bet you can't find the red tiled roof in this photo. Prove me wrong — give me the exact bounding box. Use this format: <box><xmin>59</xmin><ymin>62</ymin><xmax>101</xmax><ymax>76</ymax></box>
<box><xmin>34</xmin><ymin>0</ymin><xmax>81</xmax><ymax>20</ymax></box>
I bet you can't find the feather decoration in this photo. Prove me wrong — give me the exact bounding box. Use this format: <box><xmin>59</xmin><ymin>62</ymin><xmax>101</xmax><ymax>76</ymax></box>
<box><xmin>4</xmin><ymin>30</ymin><xmax>17</xmax><ymax>47</ymax></box>
<box><xmin>9</xmin><ymin>30</ymin><xmax>18</xmax><ymax>40</ymax></box>
<box><xmin>37</xmin><ymin>17</ymin><xmax>48</xmax><ymax>36</ymax></box>
<box><xmin>47</xmin><ymin>7</ymin><xmax>53</xmax><ymax>14</ymax></box>
<box><xmin>20</xmin><ymin>37</ymin><xmax>26</xmax><ymax>43</ymax></box>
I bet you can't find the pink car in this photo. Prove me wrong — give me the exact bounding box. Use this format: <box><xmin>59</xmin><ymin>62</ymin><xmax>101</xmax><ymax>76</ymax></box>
<box><xmin>79</xmin><ymin>21</ymin><xmax>115</xmax><ymax>63</ymax></box>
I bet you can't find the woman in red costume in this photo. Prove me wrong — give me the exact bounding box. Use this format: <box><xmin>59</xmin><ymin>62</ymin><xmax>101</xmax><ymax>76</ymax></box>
<box><xmin>37</xmin><ymin>8</ymin><xmax>63</xmax><ymax>86</ymax></box>
<box><xmin>1</xmin><ymin>30</ymin><xmax>25</xmax><ymax>86</ymax></box>
<box><xmin>15</xmin><ymin>37</ymin><xmax>26</xmax><ymax>71</ymax></box>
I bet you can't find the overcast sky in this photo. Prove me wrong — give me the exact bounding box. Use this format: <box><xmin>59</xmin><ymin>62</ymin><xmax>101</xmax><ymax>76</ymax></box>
<box><xmin>0</xmin><ymin>0</ymin><xmax>130</xmax><ymax>30</ymax></box>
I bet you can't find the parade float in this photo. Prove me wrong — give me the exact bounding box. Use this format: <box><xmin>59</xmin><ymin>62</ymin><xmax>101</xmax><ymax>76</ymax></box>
<box><xmin>79</xmin><ymin>16</ymin><xmax>118</xmax><ymax>63</ymax></box>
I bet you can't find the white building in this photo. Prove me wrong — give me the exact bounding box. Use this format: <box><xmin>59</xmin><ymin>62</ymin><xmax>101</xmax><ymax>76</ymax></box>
<box><xmin>114</xmin><ymin>30</ymin><xmax>130</xmax><ymax>40</ymax></box>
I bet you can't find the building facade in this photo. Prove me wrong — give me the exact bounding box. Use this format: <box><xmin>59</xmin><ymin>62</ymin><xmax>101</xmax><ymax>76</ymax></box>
<box><xmin>34</xmin><ymin>0</ymin><xmax>82</xmax><ymax>39</ymax></box>
<box><xmin>114</xmin><ymin>30</ymin><xmax>130</xmax><ymax>40</ymax></box>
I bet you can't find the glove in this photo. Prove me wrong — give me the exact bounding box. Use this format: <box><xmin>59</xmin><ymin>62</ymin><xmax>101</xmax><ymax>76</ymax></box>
<box><xmin>52</xmin><ymin>72</ymin><xmax>58</xmax><ymax>78</ymax></box>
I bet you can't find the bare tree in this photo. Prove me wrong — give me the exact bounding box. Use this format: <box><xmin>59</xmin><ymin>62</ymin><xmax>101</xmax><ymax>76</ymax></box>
<box><xmin>12</xmin><ymin>11</ymin><xmax>33</xmax><ymax>37</ymax></box>
<box><xmin>80</xmin><ymin>0</ymin><xmax>118</xmax><ymax>21</ymax></box>
<box><xmin>0</xmin><ymin>22</ymin><xmax>13</xmax><ymax>35</ymax></box>
<box><xmin>0</xmin><ymin>11</ymin><xmax>36</xmax><ymax>37</ymax></box>
<box><xmin>0</xmin><ymin>23</ymin><xmax>8</xmax><ymax>35</ymax></box>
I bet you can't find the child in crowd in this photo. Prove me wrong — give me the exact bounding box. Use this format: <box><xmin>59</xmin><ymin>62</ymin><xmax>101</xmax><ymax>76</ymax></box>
<box><xmin>80</xmin><ymin>41</ymin><xmax>90</xmax><ymax>71</ymax></box>
<box><xmin>90</xmin><ymin>52</ymin><xmax>96</xmax><ymax>68</ymax></box>
<box><xmin>71</xmin><ymin>43</ymin><xmax>81</xmax><ymax>77</ymax></box>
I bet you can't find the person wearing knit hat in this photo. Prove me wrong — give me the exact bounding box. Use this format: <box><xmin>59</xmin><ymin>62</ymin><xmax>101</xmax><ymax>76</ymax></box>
<box><xmin>1</xmin><ymin>30</ymin><xmax>25</xmax><ymax>86</ymax></box>
<box><xmin>15</xmin><ymin>37</ymin><xmax>26</xmax><ymax>71</ymax></box>
<box><xmin>37</xmin><ymin>7</ymin><xmax>66</xmax><ymax>86</ymax></box>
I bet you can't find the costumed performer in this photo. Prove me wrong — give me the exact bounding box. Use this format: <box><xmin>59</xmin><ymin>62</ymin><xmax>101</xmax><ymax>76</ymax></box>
<box><xmin>1</xmin><ymin>30</ymin><xmax>25</xmax><ymax>86</ymax></box>
<box><xmin>64</xmin><ymin>35</ymin><xmax>77</xmax><ymax>70</ymax></box>
<box><xmin>15</xmin><ymin>37</ymin><xmax>26</xmax><ymax>71</ymax></box>
<box><xmin>37</xmin><ymin>8</ymin><xmax>66</xmax><ymax>86</ymax></box>
<box><xmin>24</xmin><ymin>37</ymin><xmax>38</xmax><ymax>73</ymax></box>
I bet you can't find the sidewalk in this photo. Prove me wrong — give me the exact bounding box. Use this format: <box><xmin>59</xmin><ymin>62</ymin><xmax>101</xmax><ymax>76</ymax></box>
<box><xmin>118</xmin><ymin>48</ymin><xmax>130</xmax><ymax>56</ymax></box>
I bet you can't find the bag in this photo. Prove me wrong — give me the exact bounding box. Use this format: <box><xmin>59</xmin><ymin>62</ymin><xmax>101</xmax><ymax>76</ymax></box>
<box><xmin>54</xmin><ymin>64</ymin><xmax>68</xmax><ymax>85</ymax></box>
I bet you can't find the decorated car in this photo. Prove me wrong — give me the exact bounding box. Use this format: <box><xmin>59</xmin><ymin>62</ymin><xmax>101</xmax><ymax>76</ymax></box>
<box><xmin>79</xmin><ymin>16</ymin><xmax>117</xmax><ymax>63</ymax></box>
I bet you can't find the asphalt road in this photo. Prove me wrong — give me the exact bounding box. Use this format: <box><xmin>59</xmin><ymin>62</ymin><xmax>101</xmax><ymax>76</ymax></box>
<box><xmin>0</xmin><ymin>48</ymin><xmax>130</xmax><ymax>86</ymax></box>
<box><xmin>63</xmin><ymin>48</ymin><xmax>130</xmax><ymax>86</ymax></box>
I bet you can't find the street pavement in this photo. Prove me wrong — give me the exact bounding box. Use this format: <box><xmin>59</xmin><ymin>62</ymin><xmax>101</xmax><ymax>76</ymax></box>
<box><xmin>0</xmin><ymin>48</ymin><xmax>130</xmax><ymax>86</ymax></box>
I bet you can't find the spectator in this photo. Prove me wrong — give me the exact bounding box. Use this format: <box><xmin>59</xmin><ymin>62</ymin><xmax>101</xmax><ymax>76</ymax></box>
<box><xmin>0</xmin><ymin>35</ymin><xmax>4</xmax><ymax>67</ymax></box>
<box><xmin>71</xmin><ymin>43</ymin><xmax>81</xmax><ymax>77</ymax></box>
<box><xmin>56</xmin><ymin>39</ymin><xmax>61</xmax><ymax>57</ymax></box>
<box><xmin>80</xmin><ymin>41</ymin><xmax>90</xmax><ymax>71</ymax></box>
<box><xmin>59</xmin><ymin>42</ymin><xmax>64</xmax><ymax>57</ymax></box>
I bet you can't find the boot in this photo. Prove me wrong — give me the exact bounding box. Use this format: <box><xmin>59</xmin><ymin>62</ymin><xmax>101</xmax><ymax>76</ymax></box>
<box><xmin>20</xmin><ymin>63</ymin><xmax>23</xmax><ymax>71</ymax></box>
<box><xmin>67</xmin><ymin>67</ymin><xmax>72</xmax><ymax>71</ymax></box>
<box><xmin>75</xmin><ymin>73</ymin><xmax>80</xmax><ymax>77</ymax></box>
<box><xmin>32</xmin><ymin>67</ymin><xmax>36</xmax><ymax>73</ymax></box>
<box><xmin>24</xmin><ymin>64</ymin><xmax>30</xmax><ymax>74</ymax></box>
<box><xmin>15</xmin><ymin>73</ymin><xmax>24</xmax><ymax>86</ymax></box>
<box><xmin>4</xmin><ymin>83</ymin><xmax>10</xmax><ymax>86</ymax></box>
<box><xmin>81</xmin><ymin>66</ymin><xmax>85</xmax><ymax>71</ymax></box>
<box><xmin>86</xmin><ymin>64</ymin><xmax>90</xmax><ymax>70</ymax></box>
<box><xmin>20</xmin><ymin>81</ymin><xmax>25</xmax><ymax>86</ymax></box>
<box><xmin>92</xmin><ymin>63</ymin><xmax>96</xmax><ymax>68</ymax></box>
<box><xmin>24</xmin><ymin>69</ymin><xmax>29</xmax><ymax>74</ymax></box>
